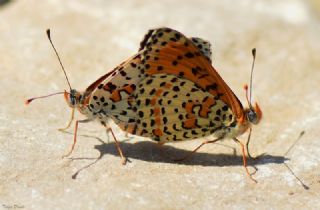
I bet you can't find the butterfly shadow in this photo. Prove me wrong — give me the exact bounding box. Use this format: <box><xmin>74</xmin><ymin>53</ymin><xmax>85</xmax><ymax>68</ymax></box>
<box><xmin>68</xmin><ymin>133</ymin><xmax>288</xmax><ymax>179</ymax></box>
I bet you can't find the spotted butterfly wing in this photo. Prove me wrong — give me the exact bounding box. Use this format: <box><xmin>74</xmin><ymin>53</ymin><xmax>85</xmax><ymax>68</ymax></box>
<box><xmin>80</xmin><ymin>54</ymin><xmax>141</xmax><ymax>125</ymax></box>
<box><xmin>188</xmin><ymin>37</ymin><xmax>212</xmax><ymax>63</ymax></box>
<box><xmin>137</xmin><ymin>27</ymin><xmax>244</xmax><ymax>121</ymax></box>
<box><xmin>86</xmin><ymin>27</ymin><xmax>243</xmax><ymax>140</ymax></box>
<box><xmin>85</xmin><ymin>29</ymin><xmax>215</xmax><ymax>127</ymax></box>
<box><xmin>118</xmin><ymin>74</ymin><xmax>235</xmax><ymax>142</ymax></box>
<box><xmin>107</xmin><ymin>27</ymin><xmax>247</xmax><ymax>142</ymax></box>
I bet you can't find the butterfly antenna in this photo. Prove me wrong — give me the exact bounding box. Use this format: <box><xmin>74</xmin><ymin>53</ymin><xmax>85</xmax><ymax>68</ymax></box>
<box><xmin>283</xmin><ymin>131</ymin><xmax>309</xmax><ymax>190</ymax></box>
<box><xmin>46</xmin><ymin>29</ymin><xmax>72</xmax><ymax>90</ymax></box>
<box><xmin>244</xmin><ymin>84</ymin><xmax>250</xmax><ymax>108</ymax></box>
<box><xmin>249</xmin><ymin>48</ymin><xmax>256</xmax><ymax>105</ymax></box>
<box><xmin>25</xmin><ymin>91</ymin><xmax>66</xmax><ymax>105</ymax></box>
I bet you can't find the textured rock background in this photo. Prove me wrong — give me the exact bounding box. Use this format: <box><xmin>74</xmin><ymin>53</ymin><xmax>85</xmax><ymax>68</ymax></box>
<box><xmin>1</xmin><ymin>0</ymin><xmax>320</xmax><ymax>209</ymax></box>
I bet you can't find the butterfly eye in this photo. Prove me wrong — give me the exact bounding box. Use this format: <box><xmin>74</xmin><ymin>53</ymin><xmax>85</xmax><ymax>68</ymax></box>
<box><xmin>247</xmin><ymin>109</ymin><xmax>258</xmax><ymax>124</ymax></box>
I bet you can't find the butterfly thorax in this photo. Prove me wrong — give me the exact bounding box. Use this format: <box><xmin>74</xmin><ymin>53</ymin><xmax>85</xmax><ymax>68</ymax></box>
<box><xmin>214</xmin><ymin>104</ymin><xmax>262</xmax><ymax>138</ymax></box>
<box><xmin>222</xmin><ymin>115</ymin><xmax>250</xmax><ymax>139</ymax></box>
<box><xmin>223</xmin><ymin>103</ymin><xmax>262</xmax><ymax>139</ymax></box>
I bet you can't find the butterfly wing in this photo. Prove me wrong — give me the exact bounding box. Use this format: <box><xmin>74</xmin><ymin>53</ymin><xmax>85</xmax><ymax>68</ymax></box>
<box><xmin>85</xmin><ymin>27</ymin><xmax>243</xmax><ymax>136</ymax></box>
<box><xmin>117</xmin><ymin>74</ymin><xmax>236</xmax><ymax>142</ymax></box>
<box><xmin>86</xmin><ymin>28</ymin><xmax>214</xmax><ymax>114</ymax></box>
<box><xmin>86</xmin><ymin>28</ymin><xmax>216</xmax><ymax>124</ymax></box>
<box><xmin>189</xmin><ymin>37</ymin><xmax>212</xmax><ymax>63</ymax></box>
<box><xmin>86</xmin><ymin>53</ymin><xmax>143</xmax><ymax>124</ymax></box>
<box><xmin>138</xmin><ymin>27</ymin><xmax>244</xmax><ymax>120</ymax></box>
<box><xmin>139</xmin><ymin>29</ymin><xmax>212</xmax><ymax>62</ymax></box>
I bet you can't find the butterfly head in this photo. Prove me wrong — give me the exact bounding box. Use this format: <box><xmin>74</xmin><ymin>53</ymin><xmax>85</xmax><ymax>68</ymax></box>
<box><xmin>64</xmin><ymin>89</ymin><xmax>84</xmax><ymax>108</ymax></box>
<box><xmin>245</xmin><ymin>102</ymin><xmax>262</xmax><ymax>125</ymax></box>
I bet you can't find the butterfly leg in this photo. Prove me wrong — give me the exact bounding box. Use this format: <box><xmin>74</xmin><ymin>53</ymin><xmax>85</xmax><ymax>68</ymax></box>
<box><xmin>108</xmin><ymin>127</ymin><xmax>127</xmax><ymax>165</ymax></box>
<box><xmin>59</xmin><ymin>108</ymin><xmax>75</xmax><ymax>132</ymax></box>
<box><xmin>174</xmin><ymin>138</ymin><xmax>222</xmax><ymax>162</ymax></box>
<box><xmin>233</xmin><ymin>138</ymin><xmax>257</xmax><ymax>183</ymax></box>
<box><xmin>246</xmin><ymin>127</ymin><xmax>260</xmax><ymax>160</ymax></box>
<box><xmin>62</xmin><ymin>118</ymin><xmax>91</xmax><ymax>158</ymax></box>
<box><xmin>105</xmin><ymin>127</ymin><xmax>112</xmax><ymax>143</ymax></box>
<box><xmin>105</xmin><ymin>126</ymin><xmax>129</xmax><ymax>142</ymax></box>
<box><xmin>246</xmin><ymin>127</ymin><xmax>253</xmax><ymax>159</ymax></box>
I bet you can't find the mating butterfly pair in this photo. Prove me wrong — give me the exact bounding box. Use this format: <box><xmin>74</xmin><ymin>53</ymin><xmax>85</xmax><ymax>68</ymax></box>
<box><xmin>27</xmin><ymin>27</ymin><xmax>262</xmax><ymax>182</ymax></box>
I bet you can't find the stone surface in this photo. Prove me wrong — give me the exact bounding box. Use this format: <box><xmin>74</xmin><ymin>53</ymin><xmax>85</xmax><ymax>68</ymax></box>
<box><xmin>1</xmin><ymin>0</ymin><xmax>320</xmax><ymax>209</ymax></box>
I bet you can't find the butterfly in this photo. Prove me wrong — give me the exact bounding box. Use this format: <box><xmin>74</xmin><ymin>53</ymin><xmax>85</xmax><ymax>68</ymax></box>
<box><xmin>26</xmin><ymin>27</ymin><xmax>262</xmax><ymax>182</ymax></box>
